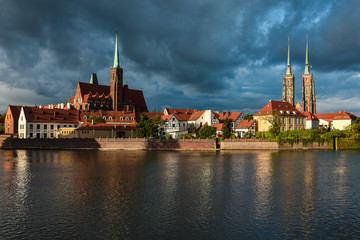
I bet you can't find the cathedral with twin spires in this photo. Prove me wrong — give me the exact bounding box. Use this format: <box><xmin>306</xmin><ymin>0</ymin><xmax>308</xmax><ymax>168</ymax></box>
<box><xmin>69</xmin><ymin>33</ymin><xmax>148</xmax><ymax>113</ymax></box>
<box><xmin>282</xmin><ymin>35</ymin><xmax>316</xmax><ymax>114</ymax></box>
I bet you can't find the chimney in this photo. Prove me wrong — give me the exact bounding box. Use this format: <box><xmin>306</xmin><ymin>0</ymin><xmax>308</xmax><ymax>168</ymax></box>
<box><xmin>61</xmin><ymin>103</ymin><xmax>64</xmax><ymax>109</ymax></box>
<box><xmin>67</xmin><ymin>103</ymin><xmax>71</xmax><ymax>109</ymax></box>
<box><xmin>48</xmin><ymin>104</ymin><xmax>51</xmax><ymax>109</ymax></box>
<box><xmin>57</xmin><ymin>103</ymin><xmax>60</xmax><ymax>108</ymax></box>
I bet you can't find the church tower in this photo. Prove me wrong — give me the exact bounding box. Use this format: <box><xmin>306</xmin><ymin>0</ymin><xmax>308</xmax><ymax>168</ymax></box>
<box><xmin>110</xmin><ymin>32</ymin><xmax>123</xmax><ymax>111</ymax></box>
<box><xmin>301</xmin><ymin>35</ymin><xmax>316</xmax><ymax>113</ymax></box>
<box><xmin>282</xmin><ymin>37</ymin><xmax>295</xmax><ymax>106</ymax></box>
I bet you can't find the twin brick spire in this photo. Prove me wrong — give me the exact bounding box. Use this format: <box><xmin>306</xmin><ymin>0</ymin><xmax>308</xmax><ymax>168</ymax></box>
<box><xmin>282</xmin><ymin>35</ymin><xmax>316</xmax><ymax>114</ymax></box>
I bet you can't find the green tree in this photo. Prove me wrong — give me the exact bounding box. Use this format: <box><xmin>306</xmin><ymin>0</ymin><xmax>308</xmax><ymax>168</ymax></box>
<box><xmin>188</xmin><ymin>123</ymin><xmax>196</xmax><ymax>133</ymax></box>
<box><xmin>88</xmin><ymin>116</ymin><xmax>106</xmax><ymax>124</ymax></box>
<box><xmin>136</xmin><ymin>114</ymin><xmax>163</xmax><ymax>138</ymax></box>
<box><xmin>198</xmin><ymin>125</ymin><xmax>216</xmax><ymax>139</ymax></box>
<box><xmin>269</xmin><ymin>115</ymin><xmax>280</xmax><ymax>137</ymax></box>
<box><xmin>244</xmin><ymin>114</ymin><xmax>253</xmax><ymax>120</ymax></box>
<box><xmin>222</xmin><ymin>118</ymin><xmax>231</xmax><ymax>139</ymax></box>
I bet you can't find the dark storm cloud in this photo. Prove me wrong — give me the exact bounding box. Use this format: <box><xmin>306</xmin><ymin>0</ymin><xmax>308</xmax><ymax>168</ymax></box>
<box><xmin>0</xmin><ymin>0</ymin><xmax>360</xmax><ymax>113</ymax></box>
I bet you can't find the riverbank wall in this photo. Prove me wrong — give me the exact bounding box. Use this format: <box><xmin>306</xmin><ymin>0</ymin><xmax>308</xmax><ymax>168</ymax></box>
<box><xmin>0</xmin><ymin>136</ymin><xmax>215</xmax><ymax>150</ymax></box>
<box><xmin>220</xmin><ymin>139</ymin><xmax>329</xmax><ymax>150</ymax></box>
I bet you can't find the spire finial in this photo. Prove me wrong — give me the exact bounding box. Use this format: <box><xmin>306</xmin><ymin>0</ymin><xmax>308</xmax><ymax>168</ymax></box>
<box><xmin>304</xmin><ymin>34</ymin><xmax>310</xmax><ymax>74</ymax></box>
<box><xmin>286</xmin><ymin>36</ymin><xmax>292</xmax><ymax>75</ymax></box>
<box><xmin>113</xmin><ymin>31</ymin><xmax>120</xmax><ymax>68</ymax></box>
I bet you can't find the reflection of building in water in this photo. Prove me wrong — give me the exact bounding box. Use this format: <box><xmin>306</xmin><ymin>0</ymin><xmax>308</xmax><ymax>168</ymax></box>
<box><xmin>253</xmin><ymin>151</ymin><xmax>273</xmax><ymax>220</ymax></box>
<box><xmin>14</xmin><ymin>150</ymin><xmax>31</xmax><ymax>214</ymax></box>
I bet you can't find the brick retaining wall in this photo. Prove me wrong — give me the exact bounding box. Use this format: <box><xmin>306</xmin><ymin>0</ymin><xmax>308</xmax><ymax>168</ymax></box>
<box><xmin>0</xmin><ymin>136</ymin><xmax>215</xmax><ymax>150</ymax></box>
<box><xmin>221</xmin><ymin>139</ymin><xmax>328</xmax><ymax>150</ymax></box>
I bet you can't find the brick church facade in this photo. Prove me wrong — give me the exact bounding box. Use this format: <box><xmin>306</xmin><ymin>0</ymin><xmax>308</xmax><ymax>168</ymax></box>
<box><xmin>282</xmin><ymin>36</ymin><xmax>316</xmax><ymax>114</ymax></box>
<box><xmin>70</xmin><ymin>33</ymin><xmax>148</xmax><ymax>112</ymax></box>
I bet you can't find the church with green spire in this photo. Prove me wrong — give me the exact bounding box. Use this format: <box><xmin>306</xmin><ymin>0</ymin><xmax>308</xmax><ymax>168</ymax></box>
<box><xmin>282</xmin><ymin>37</ymin><xmax>295</xmax><ymax>106</ymax></box>
<box><xmin>69</xmin><ymin>32</ymin><xmax>148</xmax><ymax>113</ymax></box>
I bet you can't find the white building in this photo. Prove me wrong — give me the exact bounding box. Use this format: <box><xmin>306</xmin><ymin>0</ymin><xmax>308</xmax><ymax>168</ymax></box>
<box><xmin>303</xmin><ymin>112</ymin><xmax>319</xmax><ymax>129</ymax></box>
<box><xmin>235</xmin><ymin>119</ymin><xmax>256</xmax><ymax>138</ymax></box>
<box><xmin>315</xmin><ymin>111</ymin><xmax>357</xmax><ymax>130</ymax></box>
<box><xmin>18</xmin><ymin>106</ymin><xmax>79</xmax><ymax>139</ymax></box>
<box><xmin>188</xmin><ymin>110</ymin><xmax>219</xmax><ymax>130</ymax></box>
<box><xmin>161</xmin><ymin>114</ymin><xmax>191</xmax><ymax>138</ymax></box>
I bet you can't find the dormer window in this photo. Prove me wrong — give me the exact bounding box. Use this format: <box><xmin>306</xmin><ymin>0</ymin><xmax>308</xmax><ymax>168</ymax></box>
<box><xmin>131</xmin><ymin>117</ymin><xmax>134</xmax><ymax>120</ymax></box>
<box><xmin>286</xmin><ymin>111</ymin><xmax>290</xmax><ymax>114</ymax></box>
<box><xmin>126</xmin><ymin>117</ymin><xmax>129</xmax><ymax>120</ymax></box>
<box><xmin>83</xmin><ymin>116</ymin><xmax>87</xmax><ymax>120</ymax></box>
<box><xmin>292</xmin><ymin>111</ymin><xmax>296</xmax><ymax>114</ymax></box>
<box><xmin>280</xmin><ymin>110</ymin><xmax>284</xmax><ymax>114</ymax></box>
<box><xmin>103</xmin><ymin>116</ymin><xmax>106</xmax><ymax>120</ymax></box>
<box><xmin>109</xmin><ymin>116</ymin><xmax>113</xmax><ymax>120</ymax></box>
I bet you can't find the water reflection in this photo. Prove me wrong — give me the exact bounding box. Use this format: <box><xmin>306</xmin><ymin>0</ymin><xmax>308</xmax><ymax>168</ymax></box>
<box><xmin>0</xmin><ymin>150</ymin><xmax>360</xmax><ymax>239</ymax></box>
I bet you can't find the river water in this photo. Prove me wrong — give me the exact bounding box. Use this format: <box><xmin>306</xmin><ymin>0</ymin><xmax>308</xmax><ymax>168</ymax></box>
<box><xmin>0</xmin><ymin>149</ymin><xmax>360</xmax><ymax>239</ymax></box>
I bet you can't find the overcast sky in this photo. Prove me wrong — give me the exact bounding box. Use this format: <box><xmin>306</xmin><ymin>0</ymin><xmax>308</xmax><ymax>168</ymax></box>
<box><xmin>1</xmin><ymin>0</ymin><xmax>360</xmax><ymax>115</ymax></box>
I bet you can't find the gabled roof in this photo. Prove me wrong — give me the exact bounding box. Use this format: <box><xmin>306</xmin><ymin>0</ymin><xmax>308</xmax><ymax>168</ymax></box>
<box><xmin>78</xmin><ymin>121</ymin><xmax>137</xmax><ymax>130</ymax></box>
<box><xmin>122</xmin><ymin>85</ymin><xmax>147</xmax><ymax>110</ymax></box>
<box><xmin>216</xmin><ymin>111</ymin><xmax>242</xmax><ymax>121</ymax></box>
<box><xmin>161</xmin><ymin>113</ymin><xmax>192</xmax><ymax>122</ymax></box>
<box><xmin>255</xmin><ymin>100</ymin><xmax>305</xmax><ymax>117</ymax></box>
<box><xmin>78</xmin><ymin>82</ymin><xmax>110</xmax><ymax>96</ymax></box>
<box><xmin>8</xmin><ymin>106</ymin><xmax>22</xmax><ymax>120</ymax></box>
<box><xmin>161</xmin><ymin>114</ymin><xmax>174</xmax><ymax>121</ymax></box>
<box><xmin>164</xmin><ymin>108</ymin><xmax>194</xmax><ymax>115</ymax></box>
<box><xmin>303</xmin><ymin>112</ymin><xmax>319</xmax><ymax>121</ymax></box>
<box><xmin>236</xmin><ymin>119</ymin><xmax>256</xmax><ymax>129</ymax></box>
<box><xmin>315</xmin><ymin>111</ymin><xmax>357</xmax><ymax>122</ymax></box>
<box><xmin>213</xmin><ymin>123</ymin><xmax>224</xmax><ymax>131</ymax></box>
<box><xmin>80</xmin><ymin>111</ymin><xmax>138</xmax><ymax>124</ymax></box>
<box><xmin>189</xmin><ymin>110</ymin><xmax>205</xmax><ymax>121</ymax></box>
<box><xmin>23</xmin><ymin>107</ymin><xmax>79</xmax><ymax>123</ymax></box>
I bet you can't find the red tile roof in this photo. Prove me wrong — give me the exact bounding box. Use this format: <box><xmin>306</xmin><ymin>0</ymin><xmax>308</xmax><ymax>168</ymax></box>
<box><xmin>236</xmin><ymin>119</ymin><xmax>256</xmax><ymax>129</ymax></box>
<box><xmin>216</xmin><ymin>112</ymin><xmax>242</xmax><ymax>121</ymax></box>
<box><xmin>9</xmin><ymin>106</ymin><xmax>22</xmax><ymax>120</ymax></box>
<box><xmin>80</xmin><ymin>111</ymin><xmax>138</xmax><ymax>124</ymax></box>
<box><xmin>189</xmin><ymin>110</ymin><xmax>205</xmax><ymax>121</ymax></box>
<box><xmin>78</xmin><ymin>122</ymin><xmax>137</xmax><ymax>130</ymax></box>
<box><xmin>315</xmin><ymin>111</ymin><xmax>357</xmax><ymax>122</ymax></box>
<box><xmin>79</xmin><ymin>82</ymin><xmax>110</xmax><ymax>96</ymax></box>
<box><xmin>69</xmin><ymin>96</ymin><xmax>75</xmax><ymax>104</ymax></box>
<box><xmin>213</xmin><ymin>123</ymin><xmax>224</xmax><ymax>131</ymax></box>
<box><xmin>255</xmin><ymin>100</ymin><xmax>305</xmax><ymax>117</ymax></box>
<box><xmin>122</xmin><ymin>85</ymin><xmax>148</xmax><ymax>111</ymax></box>
<box><xmin>23</xmin><ymin>107</ymin><xmax>79</xmax><ymax>123</ymax></box>
<box><xmin>303</xmin><ymin>112</ymin><xmax>319</xmax><ymax>121</ymax></box>
<box><xmin>164</xmin><ymin>108</ymin><xmax>195</xmax><ymax>115</ymax></box>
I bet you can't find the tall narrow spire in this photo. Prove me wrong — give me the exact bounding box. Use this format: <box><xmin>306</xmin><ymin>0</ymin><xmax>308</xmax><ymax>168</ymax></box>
<box><xmin>113</xmin><ymin>31</ymin><xmax>120</xmax><ymax>68</ymax></box>
<box><xmin>286</xmin><ymin>36</ymin><xmax>292</xmax><ymax>75</ymax></box>
<box><xmin>304</xmin><ymin>34</ymin><xmax>310</xmax><ymax>74</ymax></box>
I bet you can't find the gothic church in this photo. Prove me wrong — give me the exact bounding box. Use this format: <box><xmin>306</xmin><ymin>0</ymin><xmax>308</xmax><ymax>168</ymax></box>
<box><xmin>282</xmin><ymin>36</ymin><xmax>316</xmax><ymax>114</ymax></box>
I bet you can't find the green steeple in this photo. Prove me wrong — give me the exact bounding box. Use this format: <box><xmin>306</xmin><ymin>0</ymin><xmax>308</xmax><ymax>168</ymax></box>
<box><xmin>113</xmin><ymin>32</ymin><xmax>120</xmax><ymax>68</ymax></box>
<box><xmin>89</xmin><ymin>73</ymin><xmax>98</xmax><ymax>84</ymax></box>
<box><xmin>304</xmin><ymin>35</ymin><xmax>310</xmax><ymax>74</ymax></box>
<box><xmin>286</xmin><ymin>36</ymin><xmax>292</xmax><ymax>75</ymax></box>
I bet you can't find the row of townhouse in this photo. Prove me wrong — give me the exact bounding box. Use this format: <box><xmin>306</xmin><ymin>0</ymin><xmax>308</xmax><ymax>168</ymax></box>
<box><xmin>254</xmin><ymin>100</ymin><xmax>357</xmax><ymax>133</ymax></box>
<box><xmin>5</xmin><ymin>105</ymin><xmax>138</xmax><ymax>139</ymax></box>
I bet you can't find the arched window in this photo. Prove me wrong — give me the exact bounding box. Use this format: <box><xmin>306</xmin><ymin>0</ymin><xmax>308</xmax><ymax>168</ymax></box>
<box><xmin>109</xmin><ymin>116</ymin><xmax>113</xmax><ymax>120</ymax></box>
<box><xmin>120</xmin><ymin>117</ymin><xmax>123</xmax><ymax>120</ymax></box>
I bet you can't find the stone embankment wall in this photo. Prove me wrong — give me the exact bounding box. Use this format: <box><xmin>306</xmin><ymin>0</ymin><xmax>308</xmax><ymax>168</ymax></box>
<box><xmin>221</xmin><ymin>139</ymin><xmax>329</xmax><ymax>150</ymax></box>
<box><xmin>0</xmin><ymin>136</ymin><xmax>215</xmax><ymax>150</ymax></box>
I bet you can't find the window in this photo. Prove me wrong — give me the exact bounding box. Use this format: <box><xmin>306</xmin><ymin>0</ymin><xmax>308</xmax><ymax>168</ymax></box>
<box><xmin>44</xmin><ymin>125</ymin><xmax>47</xmax><ymax>130</ymax></box>
<box><xmin>20</xmin><ymin>124</ymin><xmax>24</xmax><ymax>129</ymax></box>
<box><xmin>37</xmin><ymin>124</ymin><xmax>40</xmax><ymax>130</ymax></box>
<box><xmin>51</xmin><ymin>133</ymin><xmax>54</xmax><ymax>138</ymax></box>
<box><xmin>103</xmin><ymin>116</ymin><xmax>106</xmax><ymax>120</ymax></box>
<box><xmin>126</xmin><ymin>117</ymin><xmax>129</xmax><ymax>120</ymax></box>
<box><xmin>51</xmin><ymin>125</ymin><xmax>54</xmax><ymax>129</ymax></box>
<box><xmin>109</xmin><ymin>116</ymin><xmax>113</xmax><ymax>120</ymax></box>
<box><xmin>64</xmin><ymin>125</ymin><xmax>67</xmax><ymax>127</ymax></box>
<box><xmin>57</xmin><ymin>125</ymin><xmax>60</xmax><ymax>129</ymax></box>
<box><xmin>131</xmin><ymin>117</ymin><xmax>134</xmax><ymax>120</ymax></box>
<box><xmin>83</xmin><ymin>116</ymin><xmax>87</xmax><ymax>120</ymax></box>
<box><xmin>44</xmin><ymin>133</ymin><xmax>47</xmax><ymax>138</ymax></box>
<box><xmin>120</xmin><ymin>117</ymin><xmax>123</xmax><ymax>120</ymax></box>
<box><xmin>282</xmin><ymin>127</ymin><xmax>285</xmax><ymax>132</ymax></box>
<box><xmin>295</xmin><ymin>118</ymin><xmax>297</xmax><ymax>124</ymax></box>
<box><xmin>172</xmin><ymin>124</ymin><xmax>175</xmax><ymax>128</ymax></box>
<box><xmin>20</xmin><ymin>133</ymin><xmax>24</xmax><ymax>138</ymax></box>
<box><xmin>21</xmin><ymin>116</ymin><xmax>23</xmax><ymax>121</ymax></box>
<box><xmin>30</xmin><ymin>133</ymin><xmax>33</xmax><ymax>138</ymax></box>
<box><xmin>30</xmin><ymin>124</ymin><xmax>33</xmax><ymax>130</ymax></box>
<box><xmin>289</xmin><ymin>118</ymin><xmax>291</xmax><ymax>124</ymax></box>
